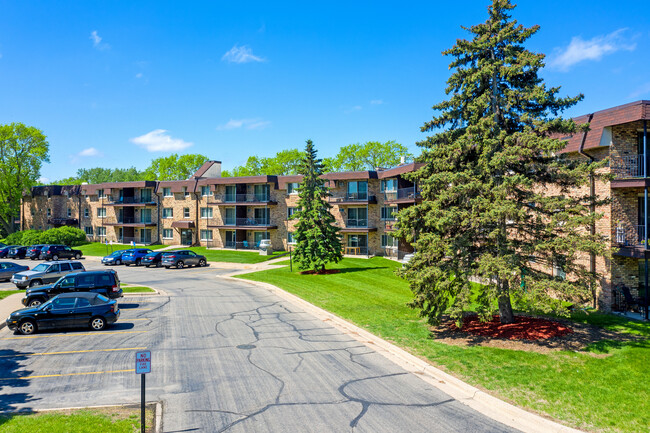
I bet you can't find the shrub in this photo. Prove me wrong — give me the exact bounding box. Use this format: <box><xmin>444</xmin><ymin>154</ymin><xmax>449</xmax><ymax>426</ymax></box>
<box><xmin>19</xmin><ymin>230</ymin><xmax>45</xmax><ymax>246</ymax></box>
<box><xmin>4</xmin><ymin>231</ymin><xmax>24</xmax><ymax>245</ymax></box>
<box><xmin>5</xmin><ymin>227</ymin><xmax>87</xmax><ymax>247</ymax></box>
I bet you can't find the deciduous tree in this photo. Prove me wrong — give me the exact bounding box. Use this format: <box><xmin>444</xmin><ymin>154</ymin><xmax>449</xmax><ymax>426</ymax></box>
<box><xmin>143</xmin><ymin>153</ymin><xmax>209</xmax><ymax>180</ymax></box>
<box><xmin>325</xmin><ymin>141</ymin><xmax>412</xmax><ymax>172</ymax></box>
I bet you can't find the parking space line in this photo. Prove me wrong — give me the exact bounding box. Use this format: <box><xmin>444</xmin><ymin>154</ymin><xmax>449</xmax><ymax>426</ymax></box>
<box><xmin>0</xmin><ymin>347</ymin><xmax>147</xmax><ymax>358</ymax></box>
<box><xmin>1</xmin><ymin>330</ymin><xmax>148</xmax><ymax>340</ymax></box>
<box><xmin>1</xmin><ymin>369</ymin><xmax>135</xmax><ymax>380</ymax></box>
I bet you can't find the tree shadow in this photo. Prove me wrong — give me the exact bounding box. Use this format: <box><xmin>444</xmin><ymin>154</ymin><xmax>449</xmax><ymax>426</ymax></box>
<box><xmin>117</xmin><ymin>303</ymin><xmax>141</xmax><ymax>309</ymax></box>
<box><xmin>337</xmin><ymin>266</ymin><xmax>388</xmax><ymax>274</ymax></box>
<box><xmin>0</xmin><ymin>348</ymin><xmax>38</xmax><ymax>422</ymax></box>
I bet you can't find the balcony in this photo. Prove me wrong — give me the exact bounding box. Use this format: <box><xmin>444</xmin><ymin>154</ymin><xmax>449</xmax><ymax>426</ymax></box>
<box><xmin>116</xmin><ymin>236</ymin><xmax>153</xmax><ymax>245</ymax></box>
<box><xmin>614</xmin><ymin>225</ymin><xmax>650</xmax><ymax>258</ymax></box>
<box><xmin>383</xmin><ymin>187</ymin><xmax>421</xmax><ymax>203</ymax></box>
<box><xmin>104</xmin><ymin>196</ymin><xmax>157</xmax><ymax>206</ymax></box>
<box><xmin>339</xmin><ymin>219</ymin><xmax>377</xmax><ymax>233</ymax></box>
<box><xmin>384</xmin><ymin>220</ymin><xmax>398</xmax><ymax>231</ymax></box>
<box><xmin>208</xmin><ymin>217</ymin><xmax>277</xmax><ymax>230</ymax></box>
<box><xmin>47</xmin><ymin>217</ymin><xmax>78</xmax><ymax>227</ymax></box>
<box><xmin>612</xmin><ymin>155</ymin><xmax>645</xmax><ymax>179</ymax></box>
<box><xmin>103</xmin><ymin>217</ymin><xmax>157</xmax><ymax>227</ymax></box>
<box><xmin>209</xmin><ymin>194</ymin><xmax>277</xmax><ymax>206</ymax></box>
<box><xmin>328</xmin><ymin>193</ymin><xmax>377</xmax><ymax>205</ymax></box>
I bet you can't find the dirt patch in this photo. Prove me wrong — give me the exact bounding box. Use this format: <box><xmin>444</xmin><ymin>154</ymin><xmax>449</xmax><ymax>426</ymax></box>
<box><xmin>432</xmin><ymin>314</ymin><xmax>643</xmax><ymax>356</ymax></box>
<box><xmin>450</xmin><ymin>315</ymin><xmax>573</xmax><ymax>340</ymax></box>
<box><xmin>300</xmin><ymin>269</ymin><xmax>341</xmax><ymax>275</ymax></box>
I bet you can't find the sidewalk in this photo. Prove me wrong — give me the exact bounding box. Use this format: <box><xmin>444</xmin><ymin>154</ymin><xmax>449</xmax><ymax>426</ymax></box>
<box><xmin>0</xmin><ymin>293</ymin><xmax>25</xmax><ymax>330</ymax></box>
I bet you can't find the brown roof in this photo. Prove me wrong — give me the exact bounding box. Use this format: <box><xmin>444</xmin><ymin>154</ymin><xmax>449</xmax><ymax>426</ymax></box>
<box><xmin>562</xmin><ymin>100</ymin><xmax>650</xmax><ymax>153</ymax></box>
<box><xmin>377</xmin><ymin>162</ymin><xmax>426</xmax><ymax>179</ymax></box>
<box><xmin>321</xmin><ymin>171</ymin><xmax>376</xmax><ymax>180</ymax></box>
<box><xmin>29</xmin><ymin>185</ymin><xmax>82</xmax><ymax>197</ymax></box>
<box><xmin>192</xmin><ymin>160</ymin><xmax>222</xmax><ymax>178</ymax></box>
<box><xmin>196</xmin><ymin>175</ymin><xmax>277</xmax><ymax>186</ymax></box>
<box><xmin>277</xmin><ymin>175</ymin><xmax>304</xmax><ymax>189</ymax></box>
<box><xmin>171</xmin><ymin>221</ymin><xmax>195</xmax><ymax>229</ymax></box>
<box><xmin>81</xmin><ymin>181</ymin><xmax>157</xmax><ymax>195</ymax></box>
<box><xmin>155</xmin><ymin>180</ymin><xmax>197</xmax><ymax>194</ymax></box>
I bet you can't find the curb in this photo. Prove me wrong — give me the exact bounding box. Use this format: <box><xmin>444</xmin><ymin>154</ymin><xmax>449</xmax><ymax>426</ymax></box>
<box><xmin>227</xmin><ymin>276</ymin><xmax>585</xmax><ymax>433</ymax></box>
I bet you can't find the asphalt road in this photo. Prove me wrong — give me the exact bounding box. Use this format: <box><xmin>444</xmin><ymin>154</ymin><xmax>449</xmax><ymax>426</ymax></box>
<box><xmin>0</xmin><ymin>260</ymin><xmax>520</xmax><ymax>432</ymax></box>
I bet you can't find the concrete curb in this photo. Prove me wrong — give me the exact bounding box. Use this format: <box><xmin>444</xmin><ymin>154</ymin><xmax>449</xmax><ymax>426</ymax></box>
<box><xmin>227</xmin><ymin>276</ymin><xmax>585</xmax><ymax>433</ymax></box>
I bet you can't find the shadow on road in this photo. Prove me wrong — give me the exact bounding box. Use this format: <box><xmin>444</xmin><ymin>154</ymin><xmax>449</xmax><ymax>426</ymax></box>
<box><xmin>0</xmin><ymin>348</ymin><xmax>38</xmax><ymax>419</ymax></box>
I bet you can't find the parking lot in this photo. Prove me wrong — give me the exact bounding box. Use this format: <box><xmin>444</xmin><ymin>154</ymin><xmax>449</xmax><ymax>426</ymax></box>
<box><xmin>0</xmin><ymin>257</ymin><xmax>517</xmax><ymax>432</ymax></box>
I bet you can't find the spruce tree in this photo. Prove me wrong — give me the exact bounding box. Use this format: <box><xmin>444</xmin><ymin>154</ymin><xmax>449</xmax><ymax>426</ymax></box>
<box><xmin>397</xmin><ymin>0</ymin><xmax>608</xmax><ymax>325</ymax></box>
<box><xmin>292</xmin><ymin>140</ymin><xmax>342</xmax><ymax>273</ymax></box>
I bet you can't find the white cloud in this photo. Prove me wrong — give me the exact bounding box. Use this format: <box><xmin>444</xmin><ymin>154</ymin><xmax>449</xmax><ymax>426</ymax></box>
<box><xmin>130</xmin><ymin>129</ymin><xmax>193</xmax><ymax>152</ymax></box>
<box><xmin>221</xmin><ymin>45</ymin><xmax>264</xmax><ymax>64</ymax></box>
<box><xmin>550</xmin><ymin>28</ymin><xmax>636</xmax><ymax>71</ymax></box>
<box><xmin>78</xmin><ymin>147</ymin><xmax>103</xmax><ymax>157</ymax></box>
<box><xmin>90</xmin><ymin>30</ymin><xmax>110</xmax><ymax>50</ymax></box>
<box><xmin>38</xmin><ymin>176</ymin><xmax>50</xmax><ymax>184</ymax></box>
<box><xmin>370</xmin><ymin>99</ymin><xmax>384</xmax><ymax>105</ymax></box>
<box><xmin>216</xmin><ymin>118</ymin><xmax>271</xmax><ymax>131</ymax></box>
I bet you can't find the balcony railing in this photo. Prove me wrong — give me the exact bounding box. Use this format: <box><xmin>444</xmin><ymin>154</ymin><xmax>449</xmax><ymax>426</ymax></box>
<box><xmin>343</xmin><ymin>246</ymin><xmax>369</xmax><ymax>255</ymax></box>
<box><xmin>615</xmin><ymin>225</ymin><xmax>647</xmax><ymax>247</ymax></box>
<box><xmin>117</xmin><ymin>236</ymin><xmax>152</xmax><ymax>245</ymax></box>
<box><xmin>106</xmin><ymin>196</ymin><xmax>156</xmax><ymax>204</ymax></box>
<box><xmin>384</xmin><ymin>187</ymin><xmax>421</xmax><ymax>201</ymax></box>
<box><xmin>222</xmin><ymin>217</ymin><xmax>272</xmax><ymax>227</ymax></box>
<box><xmin>105</xmin><ymin>216</ymin><xmax>155</xmax><ymax>225</ymax></box>
<box><xmin>612</xmin><ymin>154</ymin><xmax>645</xmax><ymax>178</ymax></box>
<box><xmin>329</xmin><ymin>193</ymin><xmax>375</xmax><ymax>203</ymax></box>
<box><xmin>212</xmin><ymin>193</ymin><xmax>272</xmax><ymax>203</ymax></box>
<box><xmin>346</xmin><ymin>219</ymin><xmax>368</xmax><ymax>228</ymax></box>
<box><xmin>224</xmin><ymin>241</ymin><xmax>263</xmax><ymax>250</ymax></box>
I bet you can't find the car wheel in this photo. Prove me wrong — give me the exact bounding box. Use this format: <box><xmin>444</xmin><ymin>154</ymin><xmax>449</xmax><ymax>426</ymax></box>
<box><xmin>52</xmin><ymin>255</ymin><xmax>59</xmax><ymax>261</ymax></box>
<box><xmin>18</xmin><ymin>319</ymin><xmax>37</xmax><ymax>335</ymax></box>
<box><xmin>125</xmin><ymin>263</ymin><xmax>130</xmax><ymax>266</ymax></box>
<box><xmin>115</xmin><ymin>259</ymin><xmax>121</xmax><ymax>266</ymax></box>
<box><xmin>198</xmin><ymin>259</ymin><xmax>206</xmax><ymax>267</ymax></box>
<box><xmin>156</xmin><ymin>262</ymin><xmax>161</xmax><ymax>268</ymax></box>
<box><xmin>75</xmin><ymin>253</ymin><xmax>81</xmax><ymax>259</ymax></box>
<box><xmin>176</xmin><ymin>261</ymin><xmax>184</xmax><ymax>269</ymax></box>
<box><xmin>90</xmin><ymin>316</ymin><xmax>106</xmax><ymax>331</ymax></box>
<box><xmin>165</xmin><ymin>266</ymin><xmax>171</xmax><ymax>269</ymax></box>
<box><xmin>29</xmin><ymin>279</ymin><xmax>42</xmax><ymax>288</ymax></box>
<box><xmin>28</xmin><ymin>298</ymin><xmax>44</xmax><ymax>308</ymax></box>
<box><xmin>135</xmin><ymin>259</ymin><xmax>141</xmax><ymax>266</ymax></box>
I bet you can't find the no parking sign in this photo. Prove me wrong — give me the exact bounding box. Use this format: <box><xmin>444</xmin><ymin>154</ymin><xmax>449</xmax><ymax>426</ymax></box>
<box><xmin>136</xmin><ymin>351</ymin><xmax>151</xmax><ymax>374</ymax></box>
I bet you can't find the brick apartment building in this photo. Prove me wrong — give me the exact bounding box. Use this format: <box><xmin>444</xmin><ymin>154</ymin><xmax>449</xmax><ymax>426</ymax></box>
<box><xmin>21</xmin><ymin>161</ymin><xmax>424</xmax><ymax>259</ymax></box>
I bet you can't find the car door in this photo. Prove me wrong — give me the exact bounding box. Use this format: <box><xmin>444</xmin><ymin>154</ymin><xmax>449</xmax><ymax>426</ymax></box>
<box><xmin>44</xmin><ymin>263</ymin><xmax>61</xmax><ymax>283</ymax></box>
<box><xmin>55</xmin><ymin>275</ymin><xmax>76</xmax><ymax>295</ymax></box>
<box><xmin>0</xmin><ymin>263</ymin><xmax>9</xmax><ymax>280</ymax></box>
<box><xmin>185</xmin><ymin>251</ymin><xmax>198</xmax><ymax>265</ymax></box>
<box><xmin>59</xmin><ymin>262</ymin><xmax>72</xmax><ymax>278</ymax></box>
<box><xmin>76</xmin><ymin>273</ymin><xmax>98</xmax><ymax>294</ymax></box>
<box><xmin>63</xmin><ymin>246</ymin><xmax>73</xmax><ymax>259</ymax></box>
<box><xmin>69</xmin><ymin>296</ymin><xmax>94</xmax><ymax>327</ymax></box>
<box><xmin>42</xmin><ymin>296</ymin><xmax>77</xmax><ymax>329</ymax></box>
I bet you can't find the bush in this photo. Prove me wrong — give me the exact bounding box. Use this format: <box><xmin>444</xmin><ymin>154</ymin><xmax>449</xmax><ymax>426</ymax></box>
<box><xmin>19</xmin><ymin>230</ymin><xmax>44</xmax><ymax>246</ymax></box>
<box><xmin>5</xmin><ymin>227</ymin><xmax>87</xmax><ymax>247</ymax></box>
<box><xmin>4</xmin><ymin>231</ymin><xmax>24</xmax><ymax>245</ymax></box>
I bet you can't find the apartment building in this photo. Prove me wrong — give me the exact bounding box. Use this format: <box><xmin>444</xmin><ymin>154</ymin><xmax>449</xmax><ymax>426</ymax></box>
<box><xmin>21</xmin><ymin>161</ymin><xmax>424</xmax><ymax>258</ymax></box>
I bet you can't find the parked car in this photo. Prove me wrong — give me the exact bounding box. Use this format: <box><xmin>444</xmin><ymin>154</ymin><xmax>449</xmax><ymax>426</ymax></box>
<box><xmin>7</xmin><ymin>246</ymin><xmax>28</xmax><ymax>259</ymax></box>
<box><xmin>22</xmin><ymin>270</ymin><xmax>122</xmax><ymax>307</ymax></box>
<box><xmin>101</xmin><ymin>250</ymin><xmax>127</xmax><ymax>266</ymax></box>
<box><xmin>161</xmin><ymin>250</ymin><xmax>207</xmax><ymax>269</ymax></box>
<box><xmin>142</xmin><ymin>252</ymin><xmax>164</xmax><ymax>268</ymax></box>
<box><xmin>26</xmin><ymin>244</ymin><xmax>48</xmax><ymax>260</ymax></box>
<box><xmin>6</xmin><ymin>292</ymin><xmax>120</xmax><ymax>335</ymax></box>
<box><xmin>0</xmin><ymin>262</ymin><xmax>30</xmax><ymax>282</ymax></box>
<box><xmin>39</xmin><ymin>244</ymin><xmax>83</xmax><ymax>261</ymax></box>
<box><xmin>11</xmin><ymin>260</ymin><xmax>85</xmax><ymax>288</ymax></box>
<box><xmin>0</xmin><ymin>246</ymin><xmax>19</xmax><ymax>258</ymax></box>
<box><xmin>122</xmin><ymin>249</ymin><xmax>153</xmax><ymax>266</ymax></box>
<box><xmin>0</xmin><ymin>242</ymin><xmax>6</xmax><ymax>248</ymax></box>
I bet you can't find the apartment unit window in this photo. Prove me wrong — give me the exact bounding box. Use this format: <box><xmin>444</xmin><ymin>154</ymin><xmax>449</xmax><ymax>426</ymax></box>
<box><xmin>381</xmin><ymin>206</ymin><xmax>397</xmax><ymax>221</ymax></box>
<box><xmin>46</xmin><ymin>208</ymin><xmax>51</xmax><ymax>217</ymax></box>
<box><xmin>287</xmin><ymin>182</ymin><xmax>300</xmax><ymax>194</ymax></box>
<box><xmin>254</xmin><ymin>208</ymin><xmax>270</xmax><ymax>224</ymax></box>
<box><xmin>201</xmin><ymin>186</ymin><xmax>210</xmax><ymax>196</ymax></box>
<box><xmin>162</xmin><ymin>208</ymin><xmax>173</xmax><ymax>219</ymax></box>
<box><xmin>163</xmin><ymin>229</ymin><xmax>173</xmax><ymax>239</ymax></box>
<box><xmin>553</xmin><ymin>256</ymin><xmax>566</xmax><ymax>280</ymax></box>
<box><xmin>97</xmin><ymin>208</ymin><xmax>106</xmax><ymax>218</ymax></box>
<box><xmin>347</xmin><ymin>181</ymin><xmax>368</xmax><ymax>200</ymax></box>
<box><xmin>254</xmin><ymin>231</ymin><xmax>270</xmax><ymax>245</ymax></box>
<box><xmin>84</xmin><ymin>227</ymin><xmax>93</xmax><ymax>236</ymax></box>
<box><xmin>141</xmin><ymin>189</ymin><xmax>152</xmax><ymax>202</ymax></box>
<box><xmin>140</xmin><ymin>209</ymin><xmax>152</xmax><ymax>224</ymax></box>
<box><xmin>200</xmin><ymin>230</ymin><xmax>213</xmax><ymax>241</ymax></box>
<box><xmin>381</xmin><ymin>234</ymin><xmax>398</xmax><ymax>248</ymax></box>
<box><xmin>287</xmin><ymin>207</ymin><xmax>296</xmax><ymax>219</ymax></box>
<box><xmin>183</xmin><ymin>208</ymin><xmax>190</xmax><ymax>218</ymax></box>
<box><xmin>84</xmin><ymin>208</ymin><xmax>89</xmax><ymax>218</ymax></box>
<box><xmin>287</xmin><ymin>232</ymin><xmax>295</xmax><ymax>244</ymax></box>
<box><xmin>163</xmin><ymin>187</ymin><xmax>172</xmax><ymax>197</ymax></box>
<box><xmin>347</xmin><ymin>207</ymin><xmax>368</xmax><ymax>227</ymax></box>
<box><xmin>97</xmin><ymin>189</ymin><xmax>105</xmax><ymax>199</ymax></box>
<box><xmin>200</xmin><ymin>207</ymin><xmax>213</xmax><ymax>218</ymax></box>
<box><xmin>224</xmin><ymin>207</ymin><xmax>235</xmax><ymax>225</ymax></box>
<box><xmin>254</xmin><ymin>184</ymin><xmax>270</xmax><ymax>201</ymax></box>
<box><xmin>67</xmin><ymin>208</ymin><xmax>72</xmax><ymax>217</ymax></box>
<box><xmin>225</xmin><ymin>185</ymin><xmax>236</xmax><ymax>202</ymax></box>
<box><xmin>183</xmin><ymin>186</ymin><xmax>190</xmax><ymax>197</ymax></box>
<box><xmin>97</xmin><ymin>227</ymin><xmax>106</xmax><ymax>237</ymax></box>
<box><xmin>380</xmin><ymin>179</ymin><xmax>398</xmax><ymax>192</ymax></box>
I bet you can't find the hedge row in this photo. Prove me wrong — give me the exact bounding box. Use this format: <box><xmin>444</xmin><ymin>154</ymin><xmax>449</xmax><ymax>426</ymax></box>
<box><xmin>2</xmin><ymin>227</ymin><xmax>87</xmax><ymax>247</ymax></box>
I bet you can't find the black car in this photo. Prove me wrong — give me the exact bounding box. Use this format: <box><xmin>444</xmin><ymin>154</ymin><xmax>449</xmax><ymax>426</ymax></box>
<box><xmin>39</xmin><ymin>244</ymin><xmax>83</xmax><ymax>261</ymax></box>
<box><xmin>7</xmin><ymin>246</ymin><xmax>28</xmax><ymax>259</ymax></box>
<box><xmin>0</xmin><ymin>246</ymin><xmax>20</xmax><ymax>258</ymax></box>
<box><xmin>26</xmin><ymin>244</ymin><xmax>48</xmax><ymax>260</ymax></box>
<box><xmin>0</xmin><ymin>262</ymin><xmax>30</xmax><ymax>281</ymax></box>
<box><xmin>141</xmin><ymin>252</ymin><xmax>164</xmax><ymax>267</ymax></box>
<box><xmin>22</xmin><ymin>270</ymin><xmax>122</xmax><ymax>307</ymax></box>
<box><xmin>161</xmin><ymin>250</ymin><xmax>207</xmax><ymax>269</ymax></box>
<box><xmin>7</xmin><ymin>292</ymin><xmax>120</xmax><ymax>335</ymax></box>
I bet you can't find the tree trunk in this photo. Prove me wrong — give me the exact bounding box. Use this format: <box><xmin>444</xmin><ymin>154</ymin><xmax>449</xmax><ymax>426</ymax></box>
<box><xmin>497</xmin><ymin>280</ymin><xmax>515</xmax><ymax>324</ymax></box>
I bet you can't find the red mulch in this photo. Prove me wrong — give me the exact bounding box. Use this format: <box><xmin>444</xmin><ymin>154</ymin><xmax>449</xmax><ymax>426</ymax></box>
<box><xmin>299</xmin><ymin>269</ymin><xmax>341</xmax><ymax>275</ymax></box>
<box><xmin>449</xmin><ymin>315</ymin><xmax>574</xmax><ymax>341</ymax></box>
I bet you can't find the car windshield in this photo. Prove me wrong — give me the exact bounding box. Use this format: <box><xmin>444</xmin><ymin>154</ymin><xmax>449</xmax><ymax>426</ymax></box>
<box><xmin>40</xmin><ymin>246</ymin><xmax>49</xmax><ymax>251</ymax></box>
<box><xmin>109</xmin><ymin>251</ymin><xmax>125</xmax><ymax>257</ymax></box>
<box><xmin>145</xmin><ymin>253</ymin><xmax>158</xmax><ymax>258</ymax></box>
<box><xmin>32</xmin><ymin>264</ymin><xmax>49</xmax><ymax>272</ymax></box>
<box><xmin>39</xmin><ymin>298</ymin><xmax>55</xmax><ymax>310</ymax></box>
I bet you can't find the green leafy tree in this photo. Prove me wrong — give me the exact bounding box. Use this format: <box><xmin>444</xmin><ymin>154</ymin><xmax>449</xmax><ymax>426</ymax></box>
<box><xmin>224</xmin><ymin>149</ymin><xmax>304</xmax><ymax>177</ymax></box>
<box><xmin>397</xmin><ymin>0</ymin><xmax>608</xmax><ymax>325</ymax></box>
<box><xmin>292</xmin><ymin>140</ymin><xmax>342</xmax><ymax>273</ymax></box>
<box><xmin>0</xmin><ymin>123</ymin><xmax>50</xmax><ymax>235</ymax></box>
<box><xmin>54</xmin><ymin>167</ymin><xmax>144</xmax><ymax>185</ymax></box>
<box><xmin>143</xmin><ymin>153</ymin><xmax>209</xmax><ymax>180</ymax></box>
<box><xmin>325</xmin><ymin>141</ymin><xmax>413</xmax><ymax>172</ymax></box>
<box><xmin>42</xmin><ymin>227</ymin><xmax>86</xmax><ymax>246</ymax></box>
<box><xmin>20</xmin><ymin>229</ymin><xmax>45</xmax><ymax>246</ymax></box>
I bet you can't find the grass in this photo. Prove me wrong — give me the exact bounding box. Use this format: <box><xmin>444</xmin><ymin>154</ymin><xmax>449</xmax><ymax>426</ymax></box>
<box><xmin>238</xmin><ymin>257</ymin><xmax>650</xmax><ymax>433</ymax></box>
<box><xmin>0</xmin><ymin>290</ymin><xmax>21</xmax><ymax>301</ymax></box>
<box><xmin>184</xmin><ymin>247</ymin><xmax>286</xmax><ymax>264</ymax></box>
<box><xmin>0</xmin><ymin>406</ymin><xmax>154</xmax><ymax>433</ymax></box>
<box><xmin>121</xmin><ymin>286</ymin><xmax>155</xmax><ymax>293</ymax></box>
<box><xmin>76</xmin><ymin>243</ymin><xmax>167</xmax><ymax>257</ymax></box>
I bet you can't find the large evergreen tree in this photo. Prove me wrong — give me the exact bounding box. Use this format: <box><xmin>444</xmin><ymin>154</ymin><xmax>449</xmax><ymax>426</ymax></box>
<box><xmin>397</xmin><ymin>0</ymin><xmax>608</xmax><ymax>324</ymax></box>
<box><xmin>292</xmin><ymin>140</ymin><xmax>342</xmax><ymax>273</ymax></box>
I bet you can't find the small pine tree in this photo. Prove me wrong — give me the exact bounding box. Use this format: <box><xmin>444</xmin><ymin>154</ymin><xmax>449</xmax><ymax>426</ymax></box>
<box><xmin>292</xmin><ymin>140</ymin><xmax>342</xmax><ymax>273</ymax></box>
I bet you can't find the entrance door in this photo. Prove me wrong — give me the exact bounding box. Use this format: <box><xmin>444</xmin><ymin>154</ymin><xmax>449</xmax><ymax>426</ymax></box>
<box><xmin>254</xmin><ymin>231</ymin><xmax>269</xmax><ymax>247</ymax></box>
<box><xmin>225</xmin><ymin>231</ymin><xmax>236</xmax><ymax>248</ymax></box>
<box><xmin>181</xmin><ymin>229</ymin><xmax>193</xmax><ymax>245</ymax></box>
<box><xmin>140</xmin><ymin>229</ymin><xmax>152</xmax><ymax>244</ymax></box>
<box><xmin>347</xmin><ymin>234</ymin><xmax>367</xmax><ymax>255</ymax></box>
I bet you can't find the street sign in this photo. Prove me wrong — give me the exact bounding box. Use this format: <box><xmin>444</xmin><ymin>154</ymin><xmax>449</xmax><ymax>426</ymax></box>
<box><xmin>135</xmin><ymin>351</ymin><xmax>151</xmax><ymax>374</ymax></box>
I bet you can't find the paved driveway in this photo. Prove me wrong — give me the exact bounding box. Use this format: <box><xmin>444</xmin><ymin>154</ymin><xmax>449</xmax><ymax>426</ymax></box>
<box><xmin>0</xmin><ymin>260</ymin><xmax>519</xmax><ymax>432</ymax></box>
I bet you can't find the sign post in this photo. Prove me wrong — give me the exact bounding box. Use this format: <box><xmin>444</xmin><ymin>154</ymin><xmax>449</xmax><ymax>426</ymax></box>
<box><xmin>136</xmin><ymin>351</ymin><xmax>151</xmax><ymax>433</ymax></box>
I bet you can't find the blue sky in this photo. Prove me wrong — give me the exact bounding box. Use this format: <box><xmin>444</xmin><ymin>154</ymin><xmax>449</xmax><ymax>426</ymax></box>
<box><xmin>1</xmin><ymin>1</ymin><xmax>649</xmax><ymax>182</ymax></box>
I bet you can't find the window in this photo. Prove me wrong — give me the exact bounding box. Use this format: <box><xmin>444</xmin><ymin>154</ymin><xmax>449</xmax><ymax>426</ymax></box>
<box><xmin>76</xmin><ymin>298</ymin><xmax>91</xmax><ymax>308</ymax></box>
<box><xmin>254</xmin><ymin>231</ymin><xmax>269</xmax><ymax>245</ymax></box>
<box><xmin>97</xmin><ymin>227</ymin><xmax>106</xmax><ymax>237</ymax></box>
<box><xmin>254</xmin><ymin>208</ymin><xmax>270</xmax><ymax>223</ymax></box>
<box><xmin>97</xmin><ymin>274</ymin><xmax>114</xmax><ymax>287</ymax></box>
<box><xmin>141</xmin><ymin>189</ymin><xmax>152</xmax><ymax>202</ymax></box>
<box><xmin>200</xmin><ymin>207</ymin><xmax>213</xmax><ymax>218</ymax></box>
<box><xmin>553</xmin><ymin>256</ymin><xmax>566</xmax><ymax>280</ymax></box>
<box><xmin>201</xmin><ymin>186</ymin><xmax>210</xmax><ymax>196</ymax></box>
<box><xmin>84</xmin><ymin>227</ymin><xmax>93</xmax><ymax>235</ymax></box>
<box><xmin>163</xmin><ymin>229</ymin><xmax>173</xmax><ymax>239</ymax></box>
<box><xmin>287</xmin><ymin>182</ymin><xmax>300</xmax><ymax>194</ymax></box>
<box><xmin>381</xmin><ymin>234</ymin><xmax>398</xmax><ymax>248</ymax></box>
<box><xmin>224</xmin><ymin>207</ymin><xmax>235</xmax><ymax>225</ymax></box>
<box><xmin>380</xmin><ymin>179</ymin><xmax>398</xmax><ymax>192</ymax></box>
<box><xmin>183</xmin><ymin>208</ymin><xmax>190</xmax><ymax>218</ymax></box>
<box><xmin>59</xmin><ymin>276</ymin><xmax>75</xmax><ymax>289</ymax></box>
<box><xmin>52</xmin><ymin>297</ymin><xmax>76</xmax><ymax>309</ymax></box>
<box><xmin>71</xmin><ymin>262</ymin><xmax>84</xmax><ymax>270</ymax></box>
<box><xmin>347</xmin><ymin>181</ymin><xmax>368</xmax><ymax>200</ymax></box>
<box><xmin>381</xmin><ymin>206</ymin><xmax>397</xmax><ymax>221</ymax></box>
<box><xmin>140</xmin><ymin>208</ymin><xmax>152</xmax><ymax>224</ymax></box>
<box><xmin>97</xmin><ymin>189</ymin><xmax>105</xmax><ymax>199</ymax></box>
<box><xmin>67</xmin><ymin>208</ymin><xmax>72</xmax><ymax>217</ymax></box>
<box><xmin>183</xmin><ymin>186</ymin><xmax>190</xmax><ymax>197</ymax></box>
<box><xmin>60</xmin><ymin>263</ymin><xmax>72</xmax><ymax>271</ymax></box>
<box><xmin>225</xmin><ymin>185</ymin><xmax>236</xmax><ymax>202</ymax></box>
<box><xmin>254</xmin><ymin>184</ymin><xmax>270</xmax><ymax>201</ymax></box>
<box><xmin>163</xmin><ymin>187</ymin><xmax>172</xmax><ymax>197</ymax></box>
<box><xmin>287</xmin><ymin>232</ymin><xmax>295</xmax><ymax>244</ymax></box>
<box><xmin>84</xmin><ymin>208</ymin><xmax>89</xmax><ymax>218</ymax></box>
<box><xmin>200</xmin><ymin>230</ymin><xmax>213</xmax><ymax>241</ymax></box>
<box><xmin>97</xmin><ymin>208</ymin><xmax>106</xmax><ymax>218</ymax></box>
<box><xmin>287</xmin><ymin>207</ymin><xmax>296</xmax><ymax>219</ymax></box>
<box><xmin>162</xmin><ymin>208</ymin><xmax>173</xmax><ymax>219</ymax></box>
<box><xmin>347</xmin><ymin>208</ymin><xmax>368</xmax><ymax>227</ymax></box>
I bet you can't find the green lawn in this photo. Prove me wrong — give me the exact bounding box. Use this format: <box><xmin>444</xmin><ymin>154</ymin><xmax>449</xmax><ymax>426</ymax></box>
<box><xmin>76</xmin><ymin>243</ymin><xmax>167</xmax><ymax>257</ymax></box>
<box><xmin>0</xmin><ymin>407</ymin><xmax>154</xmax><ymax>433</ymax></box>
<box><xmin>238</xmin><ymin>257</ymin><xmax>650</xmax><ymax>433</ymax></box>
<box><xmin>0</xmin><ymin>290</ymin><xmax>21</xmax><ymax>301</ymax></box>
<box><xmin>121</xmin><ymin>286</ymin><xmax>155</xmax><ymax>293</ymax></box>
<box><xmin>184</xmin><ymin>247</ymin><xmax>286</xmax><ymax>264</ymax></box>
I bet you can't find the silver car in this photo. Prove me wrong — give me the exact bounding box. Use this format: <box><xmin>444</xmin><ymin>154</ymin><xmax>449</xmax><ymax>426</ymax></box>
<box><xmin>11</xmin><ymin>261</ymin><xmax>85</xmax><ymax>288</ymax></box>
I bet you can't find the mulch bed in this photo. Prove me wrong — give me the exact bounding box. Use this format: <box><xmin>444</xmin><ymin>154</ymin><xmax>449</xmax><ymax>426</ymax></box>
<box><xmin>299</xmin><ymin>269</ymin><xmax>341</xmax><ymax>275</ymax></box>
<box><xmin>449</xmin><ymin>315</ymin><xmax>574</xmax><ymax>341</ymax></box>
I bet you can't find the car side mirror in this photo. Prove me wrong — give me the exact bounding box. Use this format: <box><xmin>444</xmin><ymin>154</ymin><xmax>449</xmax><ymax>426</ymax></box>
<box><xmin>43</xmin><ymin>305</ymin><xmax>52</xmax><ymax>311</ymax></box>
